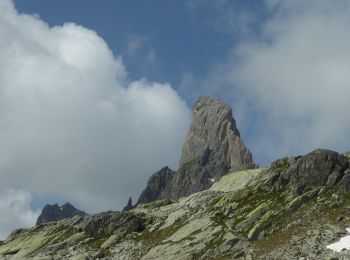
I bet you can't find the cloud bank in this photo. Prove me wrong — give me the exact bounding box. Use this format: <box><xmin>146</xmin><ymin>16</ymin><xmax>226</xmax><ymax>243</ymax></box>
<box><xmin>0</xmin><ymin>0</ymin><xmax>191</xmax><ymax>233</ymax></box>
<box><xmin>205</xmin><ymin>0</ymin><xmax>350</xmax><ymax>163</ymax></box>
<box><xmin>0</xmin><ymin>189</ymin><xmax>40</xmax><ymax>239</ymax></box>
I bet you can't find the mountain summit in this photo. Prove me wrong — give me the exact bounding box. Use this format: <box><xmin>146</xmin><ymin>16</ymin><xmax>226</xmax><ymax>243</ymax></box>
<box><xmin>137</xmin><ymin>96</ymin><xmax>256</xmax><ymax>203</ymax></box>
<box><xmin>180</xmin><ymin>96</ymin><xmax>255</xmax><ymax>174</ymax></box>
<box><xmin>36</xmin><ymin>202</ymin><xmax>87</xmax><ymax>226</ymax></box>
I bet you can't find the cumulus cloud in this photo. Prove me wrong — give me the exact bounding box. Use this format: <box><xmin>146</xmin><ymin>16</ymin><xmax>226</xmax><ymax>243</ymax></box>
<box><xmin>0</xmin><ymin>189</ymin><xmax>40</xmax><ymax>239</ymax></box>
<box><xmin>218</xmin><ymin>0</ymin><xmax>350</xmax><ymax>163</ymax></box>
<box><xmin>0</xmin><ymin>0</ymin><xmax>191</xmax><ymax>226</ymax></box>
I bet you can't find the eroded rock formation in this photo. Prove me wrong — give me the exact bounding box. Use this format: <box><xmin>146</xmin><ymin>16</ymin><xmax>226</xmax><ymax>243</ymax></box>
<box><xmin>138</xmin><ymin>96</ymin><xmax>256</xmax><ymax>202</ymax></box>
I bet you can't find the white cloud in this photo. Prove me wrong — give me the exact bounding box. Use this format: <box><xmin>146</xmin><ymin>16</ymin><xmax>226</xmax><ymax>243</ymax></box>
<box><xmin>0</xmin><ymin>0</ymin><xmax>191</xmax><ymax>225</ymax></box>
<box><xmin>218</xmin><ymin>0</ymin><xmax>350</xmax><ymax>163</ymax></box>
<box><xmin>0</xmin><ymin>189</ymin><xmax>40</xmax><ymax>240</ymax></box>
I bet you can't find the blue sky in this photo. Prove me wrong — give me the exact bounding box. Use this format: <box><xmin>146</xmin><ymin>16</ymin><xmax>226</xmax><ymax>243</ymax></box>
<box><xmin>15</xmin><ymin>0</ymin><xmax>228</xmax><ymax>89</ymax></box>
<box><xmin>0</xmin><ymin>0</ymin><xmax>350</xmax><ymax>238</ymax></box>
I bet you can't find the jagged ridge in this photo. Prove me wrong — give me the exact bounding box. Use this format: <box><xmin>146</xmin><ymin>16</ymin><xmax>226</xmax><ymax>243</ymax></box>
<box><xmin>2</xmin><ymin>149</ymin><xmax>350</xmax><ymax>259</ymax></box>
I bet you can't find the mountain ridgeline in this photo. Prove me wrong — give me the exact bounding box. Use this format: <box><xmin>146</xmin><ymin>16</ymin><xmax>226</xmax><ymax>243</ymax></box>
<box><xmin>1</xmin><ymin>96</ymin><xmax>350</xmax><ymax>259</ymax></box>
<box><xmin>36</xmin><ymin>202</ymin><xmax>87</xmax><ymax>225</ymax></box>
<box><xmin>137</xmin><ymin>96</ymin><xmax>256</xmax><ymax>204</ymax></box>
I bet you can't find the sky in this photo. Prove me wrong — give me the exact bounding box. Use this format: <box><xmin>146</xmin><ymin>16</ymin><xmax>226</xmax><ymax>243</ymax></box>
<box><xmin>0</xmin><ymin>0</ymin><xmax>349</xmax><ymax>238</ymax></box>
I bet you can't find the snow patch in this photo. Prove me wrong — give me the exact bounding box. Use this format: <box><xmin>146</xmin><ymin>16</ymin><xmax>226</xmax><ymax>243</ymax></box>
<box><xmin>326</xmin><ymin>228</ymin><xmax>350</xmax><ymax>252</ymax></box>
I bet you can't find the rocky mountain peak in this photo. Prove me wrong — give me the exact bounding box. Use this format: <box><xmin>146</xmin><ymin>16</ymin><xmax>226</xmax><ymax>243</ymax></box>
<box><xmin>180</xmin><ymin>96</ymin><xmax>255</xmax><ymax>176</ymax></box>
<box><xmin>36</xmin><ymin>202</ymin><xmax>87</xmax><ymax>226</ymax></box>
<box><xmin>137</xmin><ymin>96</ymin><xmax>256</xmax><ymax>203</ymax></box>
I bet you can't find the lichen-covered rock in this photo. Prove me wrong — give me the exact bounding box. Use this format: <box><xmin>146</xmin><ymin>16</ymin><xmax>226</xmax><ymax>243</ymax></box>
<box><xmin>264</xmin><ymin>149</ymin><xmax>349</xmax><ymax>195</ymax></box>
<box><xmin>3</xmin><ymin>150</ymin><xmax>350</xmax><ymax>259</ymax></box>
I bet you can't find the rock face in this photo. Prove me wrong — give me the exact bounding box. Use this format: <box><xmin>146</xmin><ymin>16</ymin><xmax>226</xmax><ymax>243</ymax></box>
<box><xmin>137</xmin><ymin>167</ymin><xmax>174</xmax><ymax>204</ymax></box>
<box><xmin>36</xmin><ymin>202</ymin><xmax>87</xmax><ymax>226</ymax></box>
<box><xmin>264</xmin><ymin>149</ymin><xmax>350</xmax><ymax>194</ymax></box>
<box><xmin>180</xmin><ymin>96</ymin><xmax>256</xmax><ymax>175</ymax></box>
<box><xmin>137</xmin><ymin>96</ymin><xmax>256</xmax><ymax>202</ymax></box>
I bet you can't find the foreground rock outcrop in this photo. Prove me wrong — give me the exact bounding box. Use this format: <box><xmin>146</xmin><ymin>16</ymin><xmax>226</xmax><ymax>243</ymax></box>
<box><xmin>2</xmin><ymin>149</ymin><xmax>350</xmax><ymax>259</ymax></box>
<box><xmin>138</xmin><ymin>96</ymin><xmax>256</xmax><ymax>203</ymax></box>
<box><xmin>36</xmin><ymin>202</ymin><xmax>87</xmax><ymax>226</ymax></box>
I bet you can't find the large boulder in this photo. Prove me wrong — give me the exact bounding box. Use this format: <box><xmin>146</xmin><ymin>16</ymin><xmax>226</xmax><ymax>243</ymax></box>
<box><xmin>36</xmin><ymin>202</ymin><xmax>87</xmax><ymax>225</ymax></box>
<box><xmin>264</xmin><ymin>149</ymin><xmax>349</xmax><ymax>194</ymax></box>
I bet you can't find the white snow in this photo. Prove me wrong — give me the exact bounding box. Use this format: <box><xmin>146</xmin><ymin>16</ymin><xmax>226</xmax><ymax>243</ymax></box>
<box><xmin>326</xmin><ymin>228</ymin><xmax>350</xmax><ymax>252</ymax></box>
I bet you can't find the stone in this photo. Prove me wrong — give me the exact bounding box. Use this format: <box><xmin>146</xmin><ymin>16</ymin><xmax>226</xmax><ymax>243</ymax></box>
<box><xmin>179</xmin><ymin>96</ymin><xmax>256</xmax><ymax>176</ymax></box>
<box><xmin>264</xmin><ymin>149</ymin><xmax>349</xmax><ymax>195</ymax></box>
<box><xmin>137</xmin><ymin>166</ymin><xmax>174</xmax><ymax>204</ymax></box>
<box><xmin>36</xmin><ymin>202</ymin><xmax>87</xmax><ymax>225</ymax></box>
<box><xmin>123</xmin><ymin>197</ymin><xmax>134</xmax><ymax>211</ymax></box>
<box><xmin>223</xmin><ymin>232</ymin><xmax>239</xmax><ymax>245</ymax></box>
<box><xmin>138</xmin><ymin>96</ymin><xmax>256</xmax><ymax>202</ymax></box>
<box><xmin>248</xmin><ymin>221</ymin><xmax>266</xmax><ymax>241</ymax></box>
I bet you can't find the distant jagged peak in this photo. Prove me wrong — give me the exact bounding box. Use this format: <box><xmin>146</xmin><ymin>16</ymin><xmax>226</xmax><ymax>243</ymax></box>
<box><xmin>36</xmin><ymin>202</ymin><xmax>87</xmax><ymax>226</ymax></box>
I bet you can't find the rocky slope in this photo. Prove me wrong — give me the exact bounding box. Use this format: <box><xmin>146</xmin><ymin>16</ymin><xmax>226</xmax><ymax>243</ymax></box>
<box><xmin>138</xmin><ymin>96</ymin><xmax>256</xmax><ymax>203</ymax></box>
<box><xmin>36</xmin><ymin>202</ymin><xmax>87</xmax><ymax>225</ymax></box>
<box><xmin>1</xmin><ymin>149</ymin><xmax>350</xmax><ymax>259</ymax></box>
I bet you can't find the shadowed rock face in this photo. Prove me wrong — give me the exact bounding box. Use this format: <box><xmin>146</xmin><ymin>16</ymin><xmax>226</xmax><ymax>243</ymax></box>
<box><xmin>137</xmin><ymin>167</ymin><xmax>174</xmax><ymax>204</ymax></box>
<box><xmin>138</xmin><ymin>96</ymin><xmax>256</xmax><ymax>202</ymax></box>
<box><xmin>36</xmin><ymin>202</ymin><xmax>87</xmax><ymax>226</ymax></box>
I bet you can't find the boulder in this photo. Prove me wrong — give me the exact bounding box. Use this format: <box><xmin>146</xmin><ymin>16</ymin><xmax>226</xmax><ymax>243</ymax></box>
<box><xmin>265</xmin><ymin>149</ymin><xmax>349</xmax><ymax>195</ymax></box>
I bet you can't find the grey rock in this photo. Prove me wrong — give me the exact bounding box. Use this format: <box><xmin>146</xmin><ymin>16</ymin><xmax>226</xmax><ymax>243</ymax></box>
<box><xmin>36</xmin><ymin>202</ymin><xmax>87</xmax><ymax>225</ymax></box>
<box><xmin>179</xmin><ymin>96</ymin><xmax>256</xmax><ymax>176</ymax></box>
<box><xmin>138</xmin><ymin>96</ymin><xmax>256</xmax><ymax>202</ymax></box>
<box><xmin>78</xmin><ymin>211</ymin><xmax>146</xmax><ymax>237</ymax></box>
<box><xmin>265</xmin><ymin>149</ymin><xmax>349</xmax><ymax>195</ymax></box>
<box><xmin>158</xmin><ymin>161</ymin><xmax>212</xmax><ymax>200</ymax></box>
<box><xmin>137</xmin><ymin>166</ymin><xmax>174</xmax><ymax>204</ymax></box>
<box><xmin>122</xmin><ymin>197</ymin><xmax>134</xmax><ymax>211</ymax></box>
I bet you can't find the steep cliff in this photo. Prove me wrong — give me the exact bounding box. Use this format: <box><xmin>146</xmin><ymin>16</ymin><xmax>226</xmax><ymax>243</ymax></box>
<box><xmin>138</xmin><ymin>96</ymin><xmax>256</xmax><ymax>203</ymax></box>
